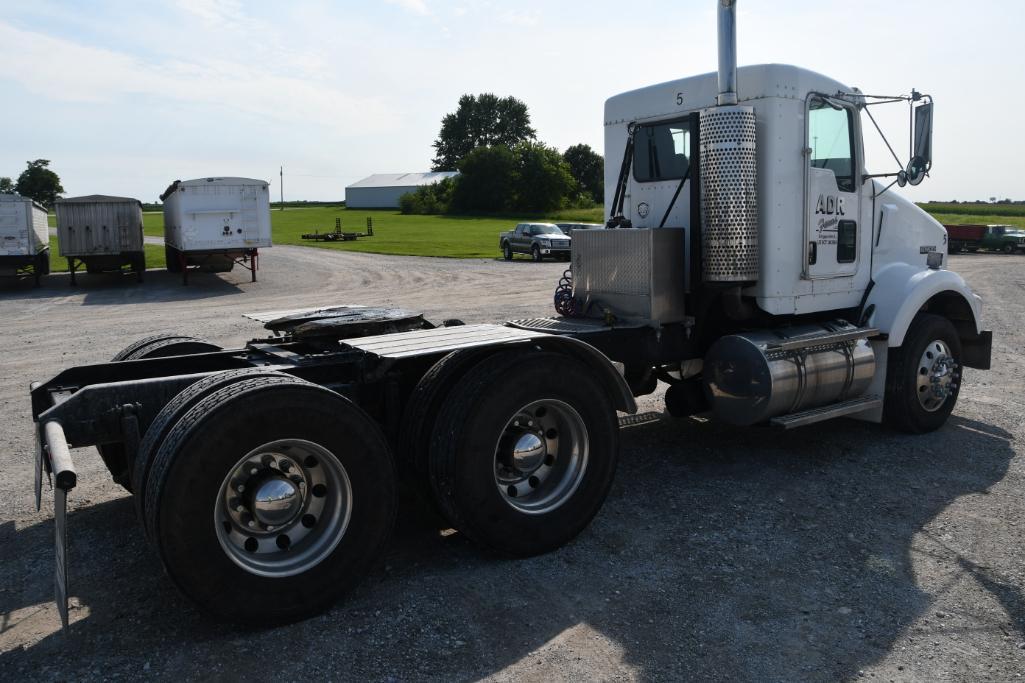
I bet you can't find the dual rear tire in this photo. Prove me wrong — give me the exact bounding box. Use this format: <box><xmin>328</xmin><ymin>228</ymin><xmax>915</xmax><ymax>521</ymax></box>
<box><xmin>140</xmin><ymin>373</ymin><xmax>396</xmax><ymax>623</ymax></box>
<box><xmin>114</xmin><ymin>338</ymin><xmax>619</xmax><ymax>622</ymax></box>
<box><xmin>420</xmin><ymin>351</ymin><xmax>619</xmax><ymax>556</ymax></box>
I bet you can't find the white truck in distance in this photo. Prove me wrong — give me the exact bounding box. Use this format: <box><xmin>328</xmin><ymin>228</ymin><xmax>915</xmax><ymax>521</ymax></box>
<box><xmin>27</xmin><ymin>0</ymin><xmax>990</xmax><ymax>627</ymax></box>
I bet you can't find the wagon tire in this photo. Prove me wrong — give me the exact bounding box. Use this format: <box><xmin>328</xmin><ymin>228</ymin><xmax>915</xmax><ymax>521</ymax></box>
<box><xmin>428</xmin><ymin>351</ymin><xmax>618</xmax><ymax>557</ymax></box>
<box><xmin>165</xmin><ymin>245</ymin><xmax>182</xmax><ymax>273</ymax></box>
<box><xmin>132</xmin><ymin>369</ymin><xmax>301</xmax><ymax>535</ymax></box>
<box><xmin>144</xmin><ymin>378</ymin><xmax>396</xmax><ymax>623</ymax></box>
<box><xmin>884</xmin><ymin>313</ymin><xmax>962</xmax><ymax>434</ymax></box>
<box><xmin>97</xmin><ymin>334</ymin><xmax>223</xmax><ymax>490</ymax></box>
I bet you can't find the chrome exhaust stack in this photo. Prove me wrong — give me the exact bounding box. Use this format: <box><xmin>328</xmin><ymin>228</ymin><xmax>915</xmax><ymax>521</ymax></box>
<box><xmin>717</xmin><ymin>0</ymin><xmax>738</xmax><ymax>106</ymax></box>
<box><xmin>700</xmin><ymin>0</ymin><xmax>758</xmax><ymax>284</ymax></box>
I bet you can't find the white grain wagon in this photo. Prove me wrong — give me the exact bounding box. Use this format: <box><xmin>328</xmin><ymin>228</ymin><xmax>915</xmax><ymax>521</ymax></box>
<box><xmin>160</xmin><ymin>177</ymin><xmax>271</xmax><ymax>284</ymax></box>
<box><xmin>0</xmin><ymin>193</ymin><xmax>50</xmax><ymax>285</ymax></box>
<box><xmin>54</xmin><ymin>195</ymin><xmax>146</xmax><ymax>285</ymax></box>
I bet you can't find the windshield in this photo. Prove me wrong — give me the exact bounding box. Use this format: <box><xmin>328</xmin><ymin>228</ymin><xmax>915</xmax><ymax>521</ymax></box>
<box><xmin>533</xmin><ymin>225</ymin><xmax>564</xmax><ymax>235</ymax></box>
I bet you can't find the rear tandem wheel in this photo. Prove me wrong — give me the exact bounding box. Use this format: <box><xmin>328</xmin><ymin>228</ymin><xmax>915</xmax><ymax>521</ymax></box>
<box><xmin>427</xmin><ymin>351</ymin><xmax>619</xmax><ymax>557</ymax></box>
<box><xmin>144</xmin><ymin>377</ymin><xmax>397</xmax><ymax>623</ymax></box>
<box><xmin>96</xmin><ymin>334</ymin><xmax>223</xmax><ymax>490</ymax></box>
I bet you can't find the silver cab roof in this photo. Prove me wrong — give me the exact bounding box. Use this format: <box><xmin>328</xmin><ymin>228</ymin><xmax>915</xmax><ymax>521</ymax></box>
<box><xmin>605</xmin><ymin>63</ymin><xmax>853</xmax><ymax>125</ymax></box>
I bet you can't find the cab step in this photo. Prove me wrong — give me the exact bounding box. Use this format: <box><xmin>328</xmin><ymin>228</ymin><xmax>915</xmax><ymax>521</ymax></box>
<box><xmin>769</xmin><ymin>394</ymin><xmax>882</xmax><ymax>430</ymax></box>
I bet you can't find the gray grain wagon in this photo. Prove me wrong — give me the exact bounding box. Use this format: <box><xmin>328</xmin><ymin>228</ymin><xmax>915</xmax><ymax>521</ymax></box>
<box><xmin>0</xmin><ymin>193</ymin><xmax>50</xmax><ymax>286</ymax></box>
<box><xmin>55</xmin><ymin>195</ymin><xmax>146</xmax><ymax>284</ymax></box>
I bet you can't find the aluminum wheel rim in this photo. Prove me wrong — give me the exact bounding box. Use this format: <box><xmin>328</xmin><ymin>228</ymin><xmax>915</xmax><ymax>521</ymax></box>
<box><xmin>916</xmin><ymin>339</ymin><xmax>958</xmax><ymax>412</ymax></box>
<box><xmin>493</xmin><ymin>399</ymin><xmax>588</xmax><ymax>515</ymax></box>
<box><xmin>214</xmin><ymin>439</ymin><xmax>352</xmax><ymax>577</ymax></box>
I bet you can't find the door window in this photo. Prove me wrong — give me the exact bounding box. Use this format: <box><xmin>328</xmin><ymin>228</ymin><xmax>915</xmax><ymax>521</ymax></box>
<box><xmin>633</xmin><ymin>119</ymin><xmax>691</xmax><ymax>182</ymax></box>
<box><xmin>808</xmin><ymin>98</ymin><xmax>855</xmax><ymax>192</ymax></box>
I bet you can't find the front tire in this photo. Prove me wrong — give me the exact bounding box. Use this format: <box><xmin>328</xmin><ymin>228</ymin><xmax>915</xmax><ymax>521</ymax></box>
<box><xmin>144</xmin><ymin>378</ymin><xmax>396</xmax><ymax>623</ymax></box>
<box><xmin>503</xmin><ymin>243</ymin><xmax>513</xmax><ymax>261</ymax></box>
<box><xmin>531</xmin><ymin>245</ymin><xmax>543</xmax><ymax>262</ymax></box>
<box><xmin>884</xmin><ymin>313</ymin><xmax>962</xmax><ymax>433</ymax></box>
<box><xmin>428</xmin><ymin>351</ymin><xmax>618</xmax><ymax>556</ymax></box>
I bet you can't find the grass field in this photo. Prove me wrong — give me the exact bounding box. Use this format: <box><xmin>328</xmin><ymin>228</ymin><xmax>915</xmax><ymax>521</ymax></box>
<box><xmin>130</xmin><ymin>206</ymin><xmax>605</xmax><ymax>259</ymax></box>
<box><xmin>922</xmin><ymin>213</ymin><xmax>1025</xmax><ymax>229</ymax></box>
<box><xmin>43</xmin><ymin>203</ymin><xmax>1025</xmax><ymax>262</ymax></box>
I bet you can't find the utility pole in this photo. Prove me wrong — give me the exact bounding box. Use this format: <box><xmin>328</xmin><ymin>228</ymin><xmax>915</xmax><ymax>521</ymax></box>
<box><xmin>279</xmin><ymin>166</ymin><xmax>284</xmax><ymax>210</ymax></box>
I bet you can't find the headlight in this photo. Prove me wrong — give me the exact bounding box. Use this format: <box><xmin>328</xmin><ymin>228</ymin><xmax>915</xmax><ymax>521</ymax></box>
<box><xmin>539</xmin><ymin>239</ymin><xmax>551</xmax><ymax>246</ymax></box>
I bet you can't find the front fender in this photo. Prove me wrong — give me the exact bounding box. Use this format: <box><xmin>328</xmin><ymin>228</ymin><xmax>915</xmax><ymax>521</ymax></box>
<box><xmin>864</xmin><ymin>263</ymin><xmax>983</xmax><ymax>347</ymax></box>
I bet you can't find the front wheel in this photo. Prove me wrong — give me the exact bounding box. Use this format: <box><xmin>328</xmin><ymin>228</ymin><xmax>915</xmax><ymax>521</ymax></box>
<box><xmin>884</xmin><ymin>313</ymin><xmax>962</xmax><ymax>433</ymax></box>
<box><xmin>502</xmin><ymin>243</ymin><xmax>513</xmax><ymax>260</ymax></box>
<box><xmin>428</xmin><ymin>351</ymin><xmax>619</xmax><ymax>556</ymax></box>
<box><xmin>531</xmin><ymin>245</ymin><xmax>543</xmax><ymax>262</ymax></box>
<box><xmin>1003</xmin><ymin>243</ymin><xmax>1015</xmax><ymax>254</ymax></box>
<box><xmin>144</xmin><ymin>378</ymin><xmax>396</xmax><ymax>623</ymax></box>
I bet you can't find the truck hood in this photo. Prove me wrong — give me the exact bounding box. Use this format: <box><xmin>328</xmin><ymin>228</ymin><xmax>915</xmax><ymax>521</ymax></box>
<box><xmin>535</xmin><ymin>233</ymin><xmax>571</xmax><ymax>240</ymax></box>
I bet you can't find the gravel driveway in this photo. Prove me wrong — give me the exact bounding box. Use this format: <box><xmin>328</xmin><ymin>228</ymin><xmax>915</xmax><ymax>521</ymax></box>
<box><xmin>0</xmin><ymin>248</ymin><xmax>1022</xmax><ymax>681</ymax></box>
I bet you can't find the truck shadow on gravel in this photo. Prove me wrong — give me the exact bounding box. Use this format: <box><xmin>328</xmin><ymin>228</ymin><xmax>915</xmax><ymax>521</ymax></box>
<box><xmin>0</xmin><ymin>414</ymin><xmax>1015</xmax><ymax>680</ymax></box>
<box><xmin>0</xmin><ymin>270</ymin><xmax>246</xmax><ymax>304</ymax></box>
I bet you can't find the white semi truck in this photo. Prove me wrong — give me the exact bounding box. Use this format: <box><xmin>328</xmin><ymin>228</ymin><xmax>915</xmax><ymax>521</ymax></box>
<box><xmin>29</xmin><ymin>1</ymin><xmax>990</xmax><ymax>627</ymax></box>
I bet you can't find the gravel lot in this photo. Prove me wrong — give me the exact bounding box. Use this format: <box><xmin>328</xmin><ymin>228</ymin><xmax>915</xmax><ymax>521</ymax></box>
<box><xmin>1</xmin><ymin>248</ymin><xmax>1022</xmax><ymax>681</ymax></box>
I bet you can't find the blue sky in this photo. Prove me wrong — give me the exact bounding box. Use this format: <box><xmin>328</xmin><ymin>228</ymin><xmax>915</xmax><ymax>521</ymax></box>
<box><xmin>0</xmin><ymin>0</ymin><xmax>1020</xmax><ymax>203</ymax></box>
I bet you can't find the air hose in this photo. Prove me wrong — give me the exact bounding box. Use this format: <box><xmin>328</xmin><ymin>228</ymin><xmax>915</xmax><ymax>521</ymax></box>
<box><xmin>553</xmin><ymin>268</ymin><xmax>577</xmax><ymax>317</ymax></box>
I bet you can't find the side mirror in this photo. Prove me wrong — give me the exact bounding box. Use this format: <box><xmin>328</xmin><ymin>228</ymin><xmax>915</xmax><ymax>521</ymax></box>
<box><xmin>906</xmin><ymin>101</ymin><xmax>932</xmax><ymax>186</ymax></box>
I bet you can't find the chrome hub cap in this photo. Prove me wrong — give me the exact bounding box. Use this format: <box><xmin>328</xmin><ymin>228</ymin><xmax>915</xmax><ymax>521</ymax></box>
<box><xmin>251</xmin><ymin>477</ymin><xmax>302</xmax><ymax>527</ymax></box>
<box><xmin>916</xmin><ymin>339</ymin><xmax>959</xmax><ymax>412</ymax></box>
<box><xmin>494</xmin><ymin>399</ymin><xmax>588</xmax><ymax>515</ymax></box>
<box><xmin>215</xmin><ymin>439</ymin><xmax>352</xmax><ymax>577</ymax></box>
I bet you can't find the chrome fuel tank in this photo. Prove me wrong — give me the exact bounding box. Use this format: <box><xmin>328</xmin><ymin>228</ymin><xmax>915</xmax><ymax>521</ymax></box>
<box><xmin>703</xmin><ymin>323</ymin><xmax>876</xmax><ymax>426</ymax></box>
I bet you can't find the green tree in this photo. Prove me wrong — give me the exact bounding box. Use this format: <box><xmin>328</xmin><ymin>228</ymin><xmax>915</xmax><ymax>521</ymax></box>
<box><xmin>431</xmin><ymin>94</ymin><xmax>536</xmax><ymax>171</ymax></box>
<box><xmin>398</xmin><ymin>177</ymin><xmax>454</xmax><ymax>214</ymax></box>
<box><xmin>0</xmin><ymin>177</ymin><xmax>14</xmax><ymax>194</ymax></box>
<box><xmin>563</xmin><ymin>144</ymin><xmax>604</xmax><ymax>204</ymax></box>
<box><xmin>515</xmin><ymin>141</ymin><xmax>576</xmax><ymax>213</ymax></box>
<box><xmin>449</xmin><ymin>146</ymin><xmax>519</xmax><ymax>212</ymax></box>
<box><xmin>15</xmin><ymin>160</ymin><xmax>64</xmax><ymax>208</ymax></box>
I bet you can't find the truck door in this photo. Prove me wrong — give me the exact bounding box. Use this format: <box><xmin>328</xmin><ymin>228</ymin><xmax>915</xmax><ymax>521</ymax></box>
<box><xmin>630</xmin><ymin>117</ymin><xmax>693</xmax><ymax>229</ymax></box>
<box><xmin>514</xmin><ymin>224</ymin><xmax>528</xmax><ymax>250</ymax></box>
<box><xmin>804</xmin><ymin>96</ymin><xmax>861</xmax><ymax>279</ymax></box>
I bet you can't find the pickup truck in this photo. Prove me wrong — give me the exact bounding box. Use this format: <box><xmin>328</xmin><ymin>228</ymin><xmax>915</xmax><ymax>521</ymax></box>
<box><xmin>945</xmin><ymin>223</ymin><xmax>1025</xmax><ymax>253</ymax></box>
<box><xmin>499</xmin><ymin>223</ymin><xmax>571</xmax><ymax>261</ymax></box>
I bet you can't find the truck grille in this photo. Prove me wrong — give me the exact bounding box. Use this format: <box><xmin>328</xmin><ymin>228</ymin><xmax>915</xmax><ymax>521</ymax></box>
<box><xmin>552</xmin><ymin>240</ymin><xmax>570</xmax><ymax>248</ymax></box>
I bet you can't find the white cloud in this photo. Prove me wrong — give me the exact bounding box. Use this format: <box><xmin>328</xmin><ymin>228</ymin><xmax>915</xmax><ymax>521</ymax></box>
<box><xmin>385</xmin><ymin>0</ymin><xmax>430</xmax><ymax>16</ymax></box>
<box><xmin>0</xmin><ymin>22</ymin><xmax>398</xmax><ymax>134</ymax></box>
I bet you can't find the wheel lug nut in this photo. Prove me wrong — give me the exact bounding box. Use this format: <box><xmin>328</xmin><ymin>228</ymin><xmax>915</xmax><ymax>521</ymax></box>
<box><xmin>249</xmin><ymin>467</ymin><xmax>259</xmax><ymax>476</ymax></box>
<box><xmin>236</xmin><ymin>505</ymin><xmax>245</xmax><ymax>513</ymax></box>
<box><xmin>236</xmin><ymin>484</ymin><xmax>245</xmax><ymax>493</ymax></box>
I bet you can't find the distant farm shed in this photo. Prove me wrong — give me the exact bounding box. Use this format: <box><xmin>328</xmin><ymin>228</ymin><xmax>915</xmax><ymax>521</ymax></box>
<box><xmin>345</xmin><ymin>172</ymin><xmax>458</xmax><ymax>209</ymax></box>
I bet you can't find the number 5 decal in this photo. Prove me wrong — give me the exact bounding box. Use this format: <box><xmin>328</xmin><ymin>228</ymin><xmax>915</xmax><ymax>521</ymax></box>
<box><xmin>676</xmin><ymin>93</ymin><xmax>684</xmax><ymax>106</ymax></box>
